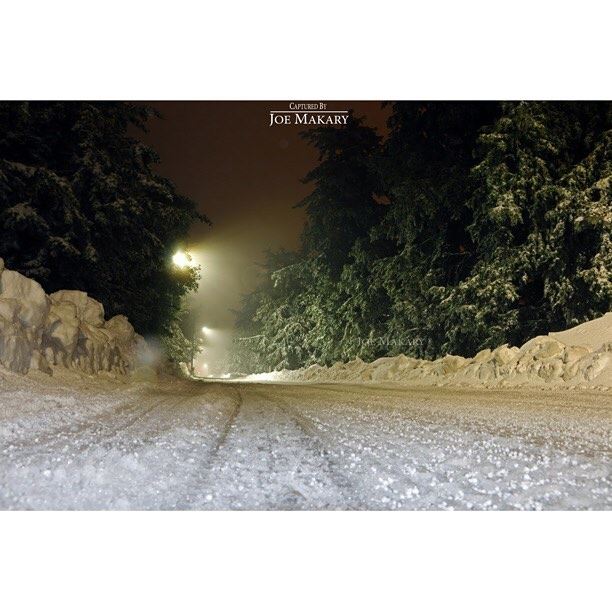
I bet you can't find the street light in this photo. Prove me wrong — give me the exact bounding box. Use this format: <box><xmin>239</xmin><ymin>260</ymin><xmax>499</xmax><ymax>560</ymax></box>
<box><xmin>172</xmin><ymin>250</ymin><xmax>190</xmax><ymax>269</ymax></box>
<box><xmin>201</xmin><ymin>326</ymin><xmax>210</xmax><ymax>335</ymax></box>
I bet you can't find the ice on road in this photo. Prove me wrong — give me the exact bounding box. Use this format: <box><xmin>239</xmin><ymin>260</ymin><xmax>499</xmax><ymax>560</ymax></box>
<box><xmin>1</xmin><ymin>377</ymin><xmax>610</xmax><ymax>510</ymax></box>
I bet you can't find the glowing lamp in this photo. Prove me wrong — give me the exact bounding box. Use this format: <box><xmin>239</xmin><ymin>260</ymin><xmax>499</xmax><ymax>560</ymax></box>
<box><xmin>172</xmin><ymin>250</ymin><xmax>190</xmax><ymax>269</ymax></box>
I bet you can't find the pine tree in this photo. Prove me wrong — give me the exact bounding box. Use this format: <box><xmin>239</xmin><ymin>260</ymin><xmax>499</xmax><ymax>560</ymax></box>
<box><xmin>297</xmin><ymin>113</ymin><xmax>383</xmax><ymax>276</ymax></box>
<box><xmin>232</xmin><ymin>116</ymin><xmax>389</xmax><ymax>371</ymax></box>
<box><xmin>373</xmin><ymin>102</ymin><xmax>500</xmax><ymax>358</ymax></box>
<box><xmin>233</xmin><ymin>102</ymin><xmax>612</xmax><ymax>371</ymax></box>
<box><xmin>439</xmin><ymin>102</ymin><xmax>612</xmax><ymax>353</ymax></box>
<box><xmin>0</xmin><ymin>102</ymin><xmax>209</xmax><ymax>335</ymax></box>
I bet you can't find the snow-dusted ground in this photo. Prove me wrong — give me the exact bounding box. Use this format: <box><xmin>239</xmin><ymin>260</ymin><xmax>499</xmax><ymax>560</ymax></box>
<box><xmin>1</xmin><ymin>372</ymin><xmax>610</xmax><ymax>510</ymax></box>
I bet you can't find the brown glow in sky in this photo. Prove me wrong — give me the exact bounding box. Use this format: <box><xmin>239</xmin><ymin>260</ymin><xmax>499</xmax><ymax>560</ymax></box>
<box><xmin>141</xmin><ymin>102</ymin><xmax>390</xmax><ymax>332</ymax></box>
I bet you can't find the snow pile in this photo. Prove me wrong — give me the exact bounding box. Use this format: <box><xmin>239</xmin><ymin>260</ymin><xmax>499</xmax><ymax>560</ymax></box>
<box><xmin>249</xmin><ymin>313</ymin><xmax>612</xmax><ymax>389</ymax></box>
<box><xmin>0</xmin><ymin>258</ymin><xmax>144</xmax><ymax>376</ymax></box>
<box><xmin>548</xmin><ymin>312</ymin><xmax>612</xmax><ymax>349</ymax></box>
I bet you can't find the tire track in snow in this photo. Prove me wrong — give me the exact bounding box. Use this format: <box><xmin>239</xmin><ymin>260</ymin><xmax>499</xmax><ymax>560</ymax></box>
<box><xmin>4</xmin><ymin>396</ymin><xmax>162</xmax><ymax>457</ymax></box>
<box><xmin>157</xmin><ymin>383</ymin><xmax>243</xmax><ymax>509</ymax></box>
<box><xmin>260</xmin><ymin>384</ymin><xmax>612</xmax><ymax>509</ymax></box>
<box><xmin>206</xmin><ymin>385</ymin><xmax>243</xmax><ymax>458</ymax></box>
<box><xmin>250</xmin><ymin>386</ymin><xmax>433</xmax><ymax>508</ymax></box>
<box><xmin>177</xmin><ymin>383</ymin><xmax>352</xmax><ymax>509</ymax></box>
<box><xmin>1</xmin><ymin>384</ymin><xmax>243</xmax><ymax>509</ymax></box>
<box><xmin>240</xmin><ymin>386</ymin><xmax>360</xmax><ymax>509</ymax></box>
<box><xmin>5</xmin><ymin>384</ymin><xmax>237</xmax><ymax>459</ymax></box>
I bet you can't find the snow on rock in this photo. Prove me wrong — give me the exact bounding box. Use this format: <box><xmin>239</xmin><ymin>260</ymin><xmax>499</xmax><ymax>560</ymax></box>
<box><xmin>0</xmin><ymin>258</ymin><xmax>143</xmax><ymax>376</ymax></box>
<box><xmin>249</xmin><ymin>313</ymin><xmax>612</xmax><ymax>390</ymax></box>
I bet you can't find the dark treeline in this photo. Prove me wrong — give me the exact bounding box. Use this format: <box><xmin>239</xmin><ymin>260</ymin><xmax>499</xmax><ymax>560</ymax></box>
<box><xmin>233</xmin><ymin>102</ymin><xmax>612</xmax><ymax>372</ymax></box>
<box><xmin>0</xmin><ymin>102</ymin><xmax>207</xmax><ymax>337</ymax></box>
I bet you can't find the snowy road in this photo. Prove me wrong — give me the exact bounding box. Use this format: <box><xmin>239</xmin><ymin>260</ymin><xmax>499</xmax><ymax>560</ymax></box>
<box><xmin>1</xmin><ymin>378</ymin><xmax>611</xmax><ymax>509</ymax></box>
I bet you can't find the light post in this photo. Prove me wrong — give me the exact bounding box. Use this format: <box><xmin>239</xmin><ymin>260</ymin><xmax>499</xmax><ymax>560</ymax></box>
<box><xmin>169</xmin><ymin>249</ymin><xmax>203</xmax><ymax>377</ymax></box>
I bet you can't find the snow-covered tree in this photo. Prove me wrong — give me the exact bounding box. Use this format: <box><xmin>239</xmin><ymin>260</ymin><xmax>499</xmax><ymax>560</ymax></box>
<box><xmin>0</xmin><ymin>102</ymin><xmax>209</xmax><ymax>335</ymax></box>
<box><xmin>437</xmin><ymin>102</ymin><xmax>612</xmax><ymax>353</ymax></box>
<box><xmin>298</xmin><ymin>114</ymin><xmax>383</xmax><ymax>275</ymax></box>
<box><xmin>234</xmin><ymin>102</ymin><xmax>612</xmax><ymax>371</ymax></box>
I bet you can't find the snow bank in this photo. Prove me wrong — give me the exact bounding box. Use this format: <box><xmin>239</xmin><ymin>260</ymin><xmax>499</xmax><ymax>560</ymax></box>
<box><xmin>548</xmin><ymin>312</ymin><xmax>612</xmax><ymax>349</ymax></box>
<box><xmin>248</xmin><ymin>314</ymin><xmax>612</xmax><ymax>390</ymax></box>
<box><xmin>0</xmin><ymin>258</ymin><xmax>144</xmax><ymax>376</ymax></box>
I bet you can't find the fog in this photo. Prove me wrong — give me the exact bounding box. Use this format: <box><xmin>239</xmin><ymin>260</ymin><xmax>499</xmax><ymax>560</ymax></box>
<box><xmin>140</xmin><ymin>102</ymin><xmax>390</xmax><ymax>372</ymax></box>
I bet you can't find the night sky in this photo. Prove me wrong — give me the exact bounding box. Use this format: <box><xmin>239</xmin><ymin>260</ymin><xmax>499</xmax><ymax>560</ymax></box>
<box><xmin>140</xmin><ymin>102</ymin><xmax>390</xmax><ymax>333</ymax></box>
